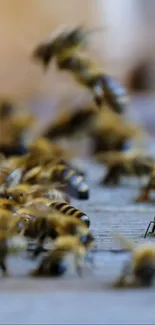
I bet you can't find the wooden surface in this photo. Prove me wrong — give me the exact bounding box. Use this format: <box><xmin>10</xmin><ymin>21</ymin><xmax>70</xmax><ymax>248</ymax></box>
<box><xmin>1</xmin><ymin>154</ymin><xmax>155</xmax><ymax>324</ymax></box>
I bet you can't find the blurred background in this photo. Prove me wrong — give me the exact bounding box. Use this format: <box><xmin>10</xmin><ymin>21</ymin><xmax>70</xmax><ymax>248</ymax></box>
<box><xmin>0</xmin><ymin>0</ymin><xmax>155</xmax><ymax>130</ymax></box>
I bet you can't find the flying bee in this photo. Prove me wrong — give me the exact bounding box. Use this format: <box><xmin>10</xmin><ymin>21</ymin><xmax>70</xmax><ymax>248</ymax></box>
<box><xmin>96</xmin><ymin>150</ymin><xmax>153</xmax><ymax>186</ymax></box>
<box><xmin>113</xmin><ymin>233</ymin><xmax>155</xmax><ymax>288</ymax></box>
<box><xmin>33</xmin><ymin>25</ymin><xmax>127</xmax><ymax>110</ymax></box>
<box><xmin>50</xmin><ymin>201</ymin><xmax>90</xmax><ymax>227</ymax></box>
<box><xmin>32</xmin><ymin>25</ymin><xmax>97</xmax><ymax>69</ymax></box>
<box><xmin>31</xmin><ymin>233</ymin><xmax>94</xmax><ymax>277</ymax></box>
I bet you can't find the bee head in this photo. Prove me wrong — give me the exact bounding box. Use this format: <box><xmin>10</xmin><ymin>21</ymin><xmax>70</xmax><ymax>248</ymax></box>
<box><xmin>134</xmin><ymin>244</ymin><xmax>155</xmax><ymax>286</ymax></box>
<box><xmin>32</xmin><ymin>43</ymin><xmax>54</xmax><ymax>68</ymax></box>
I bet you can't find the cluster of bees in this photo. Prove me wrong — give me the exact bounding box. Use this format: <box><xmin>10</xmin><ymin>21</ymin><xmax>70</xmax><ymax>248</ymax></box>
<box><xmin>0</xmin><ymin>25</ymin><xmax>155</xmax><ymax>288</ymax></box>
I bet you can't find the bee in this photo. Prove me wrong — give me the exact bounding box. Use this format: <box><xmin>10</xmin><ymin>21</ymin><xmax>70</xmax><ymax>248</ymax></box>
<box><xmin>90</xmin><ymin>107</ymin><xmax>144</xmax><ymax>155</ymax></box>
<box><xmin>33</xmin><ymin>26</ymin><xmax>128</xmax><ymax>110</ymax></box>
<box><xmin>113</xmin><ymin>233</ymin><xmax>155</xmax><ymax>287</ymax></box>
<box><xmin>136</xmin><ymin>166</ymin><xmax>155</xmax><ymax>202</ymax></box>
<box><xmin>96</xmin><ymin>150</ymin><xmax>153</xmax><ymax>186</ymax></box>
<box><xmin>50</xmin><ymin>201</ymin><xmax>90</xmax><ymax>227</ymax></box>
<box><xmin>32</xmin><ymin>25</ymin><xmax>91</xmax><ymax>68</ymax></box>
<box><xmin>21</xmin><ymin>207</ymin><xmax>92</xmax><ymax>257</ymax></box>
<box><xmin>31</xmin><ymin>233</ymin><xmax>94</xmax><ymax>277</ymax></box>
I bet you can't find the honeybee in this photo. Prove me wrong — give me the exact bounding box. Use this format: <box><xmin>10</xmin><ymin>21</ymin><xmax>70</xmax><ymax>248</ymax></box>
<box><xmin>31</xmin><ymin>233</ymin><xmax>94</xmax><ymax>277</ymax></box>
<box><xmin>90</xmin><ymin>107</ymin><xmax>144</xmax><ymax>155</ymax></box>
<box><xmin>20</xmin><ymin>206</ymin><xmax>92</xmax><ymax>257</ymax></box>
<box><xmin>32</xmin><ymin>25</ymin><xmax>90</xmax><ymax>68</ymax></box>
<box><xmin>96</xmin><ymin>150</ymin><xmax>153</xmax><ymax>186</ymax></box>
<box><xmin>33</xmin><ymin>26</ymin><xmax>128</xmax><ymax>110</ymax></box>
<box><xmin>113</xmin><ymin>233</ymin><xmax>155</xmax><ymax>287</ymax></box>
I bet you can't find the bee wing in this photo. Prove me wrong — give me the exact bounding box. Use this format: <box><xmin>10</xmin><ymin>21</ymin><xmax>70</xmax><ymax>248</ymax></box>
<box><xmin>112</xmin><ymin>232</ymin><xmax>136</xmax><ymax>252</ymax></box>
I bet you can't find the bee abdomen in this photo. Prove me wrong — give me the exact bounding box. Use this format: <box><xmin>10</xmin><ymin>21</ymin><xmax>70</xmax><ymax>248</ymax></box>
<box><xmin>62</xmin><ymin>168</ymin><xmax>89</xmax><ymax>200</ymax></box>
<box><xmin>101</xmin><ymin>74</ymin><xmax>129</xmax><ymax>114</ymax></box>
<box><xmin>50</xmin><ymin>201</ymin><xmax>90</xmax><ymax>227</ymax></box>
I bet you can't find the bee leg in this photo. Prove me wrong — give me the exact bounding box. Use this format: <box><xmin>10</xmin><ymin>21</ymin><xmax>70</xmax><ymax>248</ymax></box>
<box><xmin>32</xmin><ymin>234</ymin><xmax>46</xmax><ymax>258</ymax></box>
<box><xmin>101</xmin><ymin>166</ymin><xmax>121</xmax><ymax>186</ymax></box>
<box><xmin>0</xmin><ymin>260</ymin><xmax>8</xmax><ymax>276</ymax></box>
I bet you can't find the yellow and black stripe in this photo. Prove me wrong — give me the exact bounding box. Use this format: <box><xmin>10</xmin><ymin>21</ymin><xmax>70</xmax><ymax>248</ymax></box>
<box><xmin>51</xmin><ymin>164</ymin><xmax>89</xmax><ymax>200</ymax></box>
<box><xmin>56</xmin><ymin>52</ymin><xmax>128</xmax><ymax>111</ymax></box>
<box><xmin>50</xmin><ymin>201</ymin><xmax>90</xmax><ymax>227</ymax></box>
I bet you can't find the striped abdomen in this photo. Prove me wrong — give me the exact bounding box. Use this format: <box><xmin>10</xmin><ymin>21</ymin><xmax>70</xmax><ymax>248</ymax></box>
<box><xmin>50</xmin><ymin>201</ymin><xmax>90</xmax><ymax>227</ymax></box>
<box><xmin>52</xmin><ymin>164</ymin><xmax>89</xmax><ymax>200</ymax></box>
